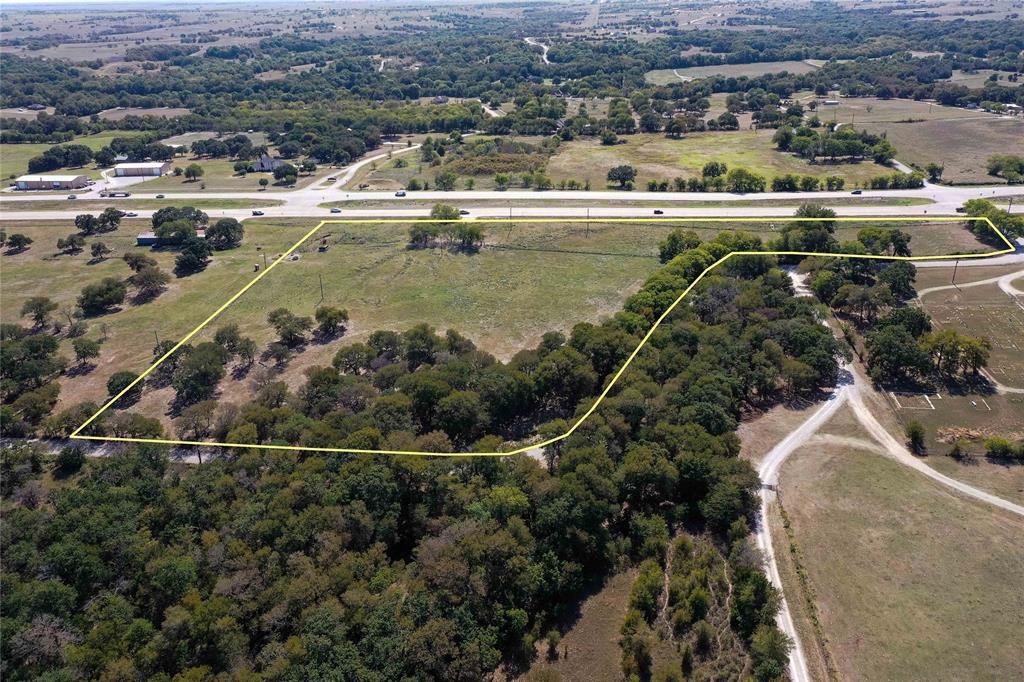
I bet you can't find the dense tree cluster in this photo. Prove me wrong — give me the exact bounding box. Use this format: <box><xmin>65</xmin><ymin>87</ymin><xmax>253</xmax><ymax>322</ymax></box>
<box><xmin>0</xmin><ymin>223</ymin><xmax>854</xmax><ymax>680</ymax></box>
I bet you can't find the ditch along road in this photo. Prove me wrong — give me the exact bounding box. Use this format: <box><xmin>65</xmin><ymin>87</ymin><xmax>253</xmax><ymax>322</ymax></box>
<box><xmin>757</xmin><ymin>273</ymin><xmax>1024</xmax><ymax>682</ymax></box>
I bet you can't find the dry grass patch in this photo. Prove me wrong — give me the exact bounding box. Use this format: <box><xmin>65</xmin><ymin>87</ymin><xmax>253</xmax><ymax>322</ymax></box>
<box><xmin>861</xmin><ymin>117</ymin><xmax>1024</xmax><ymax>184</ymax></box>
<box><xmin>778</xmin><ymin>423</ymin><xmax>1024</xmax><ymax>682</ymax></box>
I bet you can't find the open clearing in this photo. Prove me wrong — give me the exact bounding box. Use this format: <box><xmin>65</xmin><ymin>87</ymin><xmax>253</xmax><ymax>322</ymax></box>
<box><xmin>862</xmin><ymin>117</ymin><xmax>1024</xmax><ymax>184</ymax></box>
<box><xmin>918</xmin><ymin>276</ymin><xmax>1024</xmax><ymax>387</ymax></box>
<box><xmin>136</xmin><ymin>158</ymin><xmax>329</xmax><ymax>192</ymax></box>
<box><xmin>510</xmin><ymin>569</ymin><xmax>636</xmax><ymax>682</ymax></box>
<box><xmin>778</xmin><ymin>407</ymin><xmax>1024</xmax><ymax>682</ymax></box>
<box><xmin>645</xmin><ymin>60</ymin><xmax>818</xmax><ymax>84</ymax></box>
<box><xmin>93</xmin><ymin>107</ymin><xmax>191</xmax><ymax>121</ymax></box>
<box><xmin>0</xmin><ymin>220</ymin><xmax>303</xmax><ymax>414</ymax></box>
<box><xmin>0</xmin><ymin>131</ymin><xmax>146</xmax><ymax>180</ymax></box>
<box><xmin>98</xmin><ymin>217</ymin><xmax>992</xmax><ymax>429</ymax></box>
<box><xmin>814</xmin><ymin>97</ymin><xmax>998</xmax><ymax>125</ymax></box>
<box><xmin>545</xmin><ymin>132</ymin><xmax>891</xmax><ymax>189</ymax></box>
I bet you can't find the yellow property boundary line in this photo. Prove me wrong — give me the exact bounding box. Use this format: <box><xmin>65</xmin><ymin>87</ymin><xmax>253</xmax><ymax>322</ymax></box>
<box><xmin>70</xmin><ymin>216</ymin><xmax>1013</xmax><ymax>457</ymax></box>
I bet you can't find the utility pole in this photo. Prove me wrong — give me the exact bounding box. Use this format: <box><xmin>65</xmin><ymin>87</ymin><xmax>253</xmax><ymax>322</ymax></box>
<box><xmin>586</xmin><ymin>207</ymin><xmax>590</xmax><ymax>238</ymax></box>
<box><xmin>951</xmin><ymin>259</ymin><xmax>959</xmax><ymax>285</ymax></box>
<box><xmin>318</xmin><ymin>273</ymin><xmax>325</xmax><ymax>304</ymax></box>
<box><xmin>263</xmin><ymin>252</ymin><xmax>268</xmax><ymax>270</ymax></box>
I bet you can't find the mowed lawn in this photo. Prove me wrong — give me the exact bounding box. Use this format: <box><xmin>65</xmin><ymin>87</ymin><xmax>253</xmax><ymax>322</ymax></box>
<box><xmin>779</xmin><ymin>417</ymin><xmax>1024</xmax><ymax>682</ymax></box>
<box><xmin>545</xmin><ymin>132</ymin><xmax>891</xmax><ymax>189</ymax></box>
<box><xmin>861</xmin><ymin>117</ymin><xmax>1024</xmax><ymax>184</ymax></box>
<box><xmin>0</xmin><ymin>219</ymin><xmax>304</xmax><ymax>411</ymax></box>
<box><xmin>0</xmin><ymin>131</ymin><xmax>147</xmax><ymax>180</ymax></box>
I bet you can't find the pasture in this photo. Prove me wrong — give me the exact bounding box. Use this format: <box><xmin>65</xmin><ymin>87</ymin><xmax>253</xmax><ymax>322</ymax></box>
<box><xmin>545</xmin><ymin>132</ymin><xmax>891</xmax><ymax>189</ymax></box>
<box><xmin>861</xmin><ymin>117</ymin><xmax>1024</xmax><ymax>184</ymax></box>
<box><xmin>777</xmin><ymin>408</ymin><xmax>1024</xmax><ymax>682</ymax></box>
<box><xmin>644</xmin><ymin>60</ymin><xmax>819</xmax><ymax>84</ymax></box>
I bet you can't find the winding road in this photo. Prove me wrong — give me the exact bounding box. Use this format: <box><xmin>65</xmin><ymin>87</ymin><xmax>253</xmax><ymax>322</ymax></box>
<box><xmin>524</xmin><ymin>37</ymin><xmax>551</xmax><ymax>64</ymax></box>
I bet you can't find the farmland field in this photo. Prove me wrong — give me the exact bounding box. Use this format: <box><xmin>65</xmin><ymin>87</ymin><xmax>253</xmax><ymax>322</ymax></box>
<box><xmin>861</xmin><ymin>117</ymin><xmax>1024</xmax><ymax>184</ymax></box>
<box><xmin>777</xmin><ymin>407</ymin><xmax>1024</xmax><ymax>682</ymax></box>
<box><xmin>545</xmin><ymin>132</ymin><xmax>891</xmax><ymax>189</ymax></box>
<box><xmin>645</xmin><ymin>60</ymin><xmax>818</xmax><ymax>84</ymax></box>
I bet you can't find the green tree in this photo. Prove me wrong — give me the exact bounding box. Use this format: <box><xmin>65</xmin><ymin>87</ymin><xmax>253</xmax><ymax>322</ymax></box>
<box><xmin>607</xmin><ymin>165</ymin><xmax>637</xmax><ymax>188</ymax></box>
<box><xmin>107</xmin><ymin>370</ymin><xmax>143</xmax><ymax>406</ymax></box>
<box><xmin>315</xmin><ymin>305</ymin><xmax>349</xmax><ymax>336</ymax></box>
<box><xmin>172</xmin><ymin>342</ymin><xmax>227</xmax><ymax>404</ymax></box>
<box><xmin>78</xmin><ymin>278</ymin><xmax>127</xmax><ymax>315</ymax></box>
<box><xmin>132</xmin><ymin>265</ymin><xmax>171</xmax><ymax>299</ymax></box>
<box><xmin>90</xmin><ymin>242</ymin><xmax>111</xmax><ymax>260</ymax></box>
<box><xmin>429</xmin><ymin>203</ymin><xmax>461</xmax><ymax>222</ymax></box>
<box><xmin>906</xmin><ymin>420</ymin><xmax>926</xmax><ymax>454</ymax></box>
<box><xmin>21</xmin><ymin>297</ymin><xmax>58</xmax><ymax>327</ymax></box>
<box><xmin>57</xmin><ymin>233</ymin><xmax>86</xmax><ymax>254</ymax></box>
<box><xmin>5</xmin><ymin>233</ymin><xmax>32</xmax><ymax>252</ymax></box>
<box><xmin>268</xmin><ymin>308</ymin><xmax>313</xmax><ymax>347</ymax></box>
<box><xmin>174</xmin><ymin>237</ymin><xmax>212</xmax><ymax>276</ymax></box>
<box><xmin>434</xmin><ymin>170</ymin><xmax>458</xmax><ymax>191</ymax></box>
<box><xmin>184</xmin><ymin>163</ymin><xmax>204</xmax><ymax>181</ymax></box>
<box><xmin>72</xmin><ymin>337</ymin><xmax>101</xmax><ymax>365</ymax></box>
<box><xmin>123</xmin><ymin>251</ymin><xmax>157</xmax><ymax>272</ymax></box>
<box><xmin>206</xmin><ymin>218</ymin><xmax>244</xmax><ymax>250</ymax></box>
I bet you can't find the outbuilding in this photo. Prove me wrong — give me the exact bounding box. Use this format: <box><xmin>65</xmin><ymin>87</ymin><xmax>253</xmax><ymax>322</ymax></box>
<box><xmin>136</xmin><ymin>229</ymin><xmax>206</xmax><ymax>246</ymax></box>
<box><xmin>114</xmin><ymin>161</ymin><xmax>172</xmax><ymax>177</ymax></box>
<box><xmin>14</xmin><ymin>174</ymin><xmax>89</xmax><ymax>190</ymax></box>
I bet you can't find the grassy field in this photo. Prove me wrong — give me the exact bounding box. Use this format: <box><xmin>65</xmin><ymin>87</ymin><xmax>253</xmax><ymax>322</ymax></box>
<box><xmin>136</xmin><ymin>158</ymin><xmax>329</xmax><ymax>192</ymax></box>
<box><xmin>0</xmin><ymin>220</ymin><xmax>304</xmax><ymax>414</ymax></box>
<box><xmin>861</xmin><ymin>117</ymin><xmax>1024</xmax><ymax>184</ymax></box>
<box><xmin>645</xmin><ymin>60</ymin><xmax>818</xmax><ymax>84</ymax></box>
<box><xmin>513</xmin><ymin>569</ymin><xmax>637</xmax><ymax>681</ymax></box>
<box><xmin>0</xmin><ymin>131</ymin><xmax>147</xmax><ymax>180</ymax></box>
<box><xmin>94</xmin><ymin>107</ymin><xmax>190</xmax><ymax>121</ymax></box>
<box><xmin>2</xmin><ymin>216</ymin><xmax>992</xmax><ymax>427</ymax></box>
<box><xmin>545</xmin><ymin>132</ymin><xmax>892</xmax><ymax>189</ymax></box>
<box><xmin>778</xmin><ymin>408</ymin><xmax>1024</xmax><ymax>682</ymax></box>
<box><xmin>0</xmin><ymin>198</ymin><xmax>285</xmax><ymax>211</ymax></box>
<box><xmin>815</xmin><ymin>97</ymin><xmax>995</xmax><ymax>125</ymax></box>
<box><xmin>918</xmin><ymin>276</ymin><xmax>1024</xmax><ymax>386</ymax></box>
<box><xmin>942</xmin><ymin>69</ymin><xmax>1015</xmax><ymax>89</ymax></box>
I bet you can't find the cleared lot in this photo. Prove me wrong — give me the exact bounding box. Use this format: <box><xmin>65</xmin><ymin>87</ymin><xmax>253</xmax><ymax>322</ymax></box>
<box><xmin>861</xmin><ymin>116</ymin><xmax>1024</xmax><ymax>184</ymax></box>
<box><xmin>645</xmin><ymin>60</ymin><xmax>818</xmax><ymax>84</ymax></box>
<box><xmin>778</xmin><ymin>408</ymin><xmax>1024</xmax><ymax>682</ymax></box>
